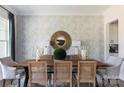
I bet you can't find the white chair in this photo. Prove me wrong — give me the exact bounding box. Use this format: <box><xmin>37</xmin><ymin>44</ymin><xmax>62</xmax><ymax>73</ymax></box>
<box><xmin>0</xmin><ymin>57</ymin><xmax>24</xmax><ymax>87</ymax></box>
<box><xmin>105</xmin><ymin>56</ymin><xmax>122</xmax><ymax>67</ymax></box>
<box><xmin>97</xmin><ymin>56</ymin><xmax>123</xmax><ymax>86</ymax></box>
<box><xmin>0</xmin><ymin>62</ymin><xmax>19</xmax><ymax>87</ymax></box>
<box><xmin>119</xmin><ymin>61</ymin><xmax>124</xmax><ymax>81</ymax></box>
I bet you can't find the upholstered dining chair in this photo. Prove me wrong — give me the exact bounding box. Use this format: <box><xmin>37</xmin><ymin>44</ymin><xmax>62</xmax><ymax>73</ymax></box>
<box><xmin>28</xmin><ymin>61</ymin><xmax>48</xmax><ymax>87</ymax></box>
<box><xmin>119</xmin><ymin>60</ymin><xmax>124</xmax><ymax>81</ymax></box>
<box><xmin>77</xmin><ymin>61</ymin><xmax>96</xmax><ymax>87</ymax></box>
<box><xmin>97</xmin><ymin>56</ymin><xmax>123</xmax><ymax>86</ymax></box>
<box><xmin>53</xmin><ymin>60</ymin><xmax>72</xmax><ymax>87</ymax></box>
<box><xmin>0</xmin><ymin>57</ymin><xmax>24</xmax><ymax>87</ymax></box>
<box><xmin>0</xmin><ymin>62</ymin><xmax>17</xmax><ymax>87</ymax></box>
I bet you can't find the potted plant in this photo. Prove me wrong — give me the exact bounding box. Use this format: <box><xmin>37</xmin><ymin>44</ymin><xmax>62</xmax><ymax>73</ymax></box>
<box><xmin>53</xmin><ymin>48</ymin><xmax>66</xmax><ymax>60</ymax></box>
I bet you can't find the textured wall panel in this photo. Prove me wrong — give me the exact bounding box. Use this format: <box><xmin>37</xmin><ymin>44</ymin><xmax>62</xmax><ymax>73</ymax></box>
<box><xmin>16</xmin><ymin>16</ymin><xmax>104</xmax><ymax>61</ymax></box>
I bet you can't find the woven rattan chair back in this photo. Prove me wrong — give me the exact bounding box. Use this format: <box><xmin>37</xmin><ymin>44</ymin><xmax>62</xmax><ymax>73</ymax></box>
<box><xmin>54</xmin><ymin>60</ymin><xmax>72</xmax><ymax>87</ymax></box>
<box><xmin>77</xmin><ymin>61</ymin><xmax>96</xmax><ymax>87</ymax></box>
<box><xmin>28</xmin><ymin>61</ymin><xmax>47</xmax><ymax>86</ymax></box>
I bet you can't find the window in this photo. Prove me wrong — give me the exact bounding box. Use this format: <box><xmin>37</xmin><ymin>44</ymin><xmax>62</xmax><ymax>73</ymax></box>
<box><xmin>0</xmin><ymin>17</ymin><xmax>9</xmax><ymax>58</ymax></box>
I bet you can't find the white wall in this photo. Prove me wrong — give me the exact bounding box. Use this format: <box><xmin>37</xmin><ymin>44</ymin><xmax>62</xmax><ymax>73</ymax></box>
<box><xmin>104</xmin><ymin>6</ymin><xmax>124</xmax><ymax>60</ymax></box>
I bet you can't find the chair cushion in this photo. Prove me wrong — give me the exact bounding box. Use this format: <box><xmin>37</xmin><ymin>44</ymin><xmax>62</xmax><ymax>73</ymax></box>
<box><xmin>0</xmin><ymin>62</ymin><xmax>16</xmax><ymax>79</ymax></box>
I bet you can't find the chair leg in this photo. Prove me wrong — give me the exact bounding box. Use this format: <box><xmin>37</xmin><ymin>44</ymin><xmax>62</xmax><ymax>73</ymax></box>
<box><xmin>10</xmin><ymin>79</ymin><xmax>14</xmax><ymax>86</ymax></box>
<box><xmin>29</xmin><ymin>83</ymin><xmax>31</xmax><ymax>87</ymax></box>
<box><xmin>77</xmin><ymin>81</ymin><xmax>79</xmax><ymax>87</ymax></box>
<box><xmin>53</xmin><ymin>79</ymin><xmax>56</xmax><ymax>87</ymax></box>
<box><xmin>54</xmin><ymin>83</ymin><xmax>56</xmax><ymax>87</ymax></box>
<box><xmin>2</xmin><ymin>79</ymin><xmax>6</xmax><ymax>87</ymax></box>
<box><xmin>18</xmin><ymin>79</ymin><xmax>21</xmax><ymax>87</ymax></box>
<box><xmin>11</xmin><ymin>79</ymin><xmax>13</xmax><ymax>85</ymax></box>
<box><xmin>102</xmin><ymin>78</ymin><xmax>105</xmax><ymax>87</ymax></box>
<box><xmin>116</xmin><ymin>79</ymin><xmax>119</xmax><ymax>87</ymax></box>
<box><xmin>3</xmin><ymin>79</ymin><xmax>14</xmax><ymax>87</ymax></box>
<box><xmin>28</xmin><ymin>81</ymin><xmax>31</xmax><ymax>87</ymax></box>
<box><xmin>70</xmin><ymin>82</ymin><xmax>72</xmax><ymax>87</ymax></box>
<box><xmin>96</xmin><ymin>77</ymin><xmax>98</xmax><ymax>87</ymax></box>
<box><xmin>108</xmin><ymin>79</ymin><xmax>111</xmax><ymax>86</ymax></box>
<box><xmin>51</xmin><ymin>74</ymin><xmax>53</xmax><ymax>85</ymax></box>
<box><xmin>89</xmin><ymin>82</ymin><xmax>91</xmax><ymax>87</ymax></box>
<box><xmin>45</xmin><ymin>84</ymin><xmax>48</xmax><ymax>87</ymax></box>
<box><xmin>93</xmin><ymin>82</ymin><xmax>96</xmax><ymax>87</ymax></box>
<box><xmin>47</xmin><ymin>80</ymin><xmax>50</xmax><ymax>87</ymax></box>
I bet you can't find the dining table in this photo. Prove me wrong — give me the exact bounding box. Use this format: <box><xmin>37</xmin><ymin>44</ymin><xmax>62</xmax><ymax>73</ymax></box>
<box><xmin>8</xmin><ymin>55</ymin><xmax>111</xmax><ymax>87</ymax></box>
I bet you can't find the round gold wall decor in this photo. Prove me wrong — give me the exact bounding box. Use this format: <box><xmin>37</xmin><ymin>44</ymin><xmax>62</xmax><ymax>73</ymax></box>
<box><xmin>50</xmin><ymin>31</ymin><xmax>72</xmax><ymax>50</ymax></box>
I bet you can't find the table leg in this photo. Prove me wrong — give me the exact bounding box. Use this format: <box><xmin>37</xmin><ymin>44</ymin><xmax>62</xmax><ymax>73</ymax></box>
<box><xmin>24</xmin><ymin>67</ymin><xmax>29</xmax><ymax>87</ymax></box>
<box><xmin>96</xmin><ymin>77</ymin><xmax>99</xmax><ymax>87</ymax></box>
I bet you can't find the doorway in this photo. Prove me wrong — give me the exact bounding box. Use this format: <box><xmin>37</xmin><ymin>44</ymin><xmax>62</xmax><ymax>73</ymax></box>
<box><xmin>108</xmin><ymin>20</ymin><xmax>118</xmax><ymax>56</ymax></box>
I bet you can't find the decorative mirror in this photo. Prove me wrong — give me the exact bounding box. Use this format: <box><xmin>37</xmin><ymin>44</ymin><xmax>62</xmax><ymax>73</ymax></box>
<box><xmin>50</xmin><ymin>31</ymin><xmax>72</xmax><ymax>50</ymax></box>
<box><xmin>56</xmin><ymin>36</ymin><xmax>66</xmax><ymax>47</ymax></box>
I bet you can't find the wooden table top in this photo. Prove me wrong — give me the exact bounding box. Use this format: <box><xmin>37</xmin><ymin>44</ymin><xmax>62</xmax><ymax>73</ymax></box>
<box><xmin>8</xmin><ymin>55</ymin><xmax>111</xmax><ymax>68</ymax></box>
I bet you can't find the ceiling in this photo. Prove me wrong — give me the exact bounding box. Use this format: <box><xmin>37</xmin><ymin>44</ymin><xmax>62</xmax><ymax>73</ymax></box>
<box><xmin>4</xmin><ymin>5</ymin><xmax>111</xmax><ymax>15</ymax></box>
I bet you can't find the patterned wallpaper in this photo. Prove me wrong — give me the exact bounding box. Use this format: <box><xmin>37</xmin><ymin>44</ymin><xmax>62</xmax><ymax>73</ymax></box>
<box><xmin>16</xmin><ymin>15</ymin><xmax>104</xmax><ymax>61</ymax></box>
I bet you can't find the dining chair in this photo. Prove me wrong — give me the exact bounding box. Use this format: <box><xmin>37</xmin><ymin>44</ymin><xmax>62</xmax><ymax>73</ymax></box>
<box><xmin>0</xmin><ymin>57</ymin><xmax>25</xmax><ymax>87</ymax></box>
<box><xmin>97</xmin><ymin>56</ymin><xmax>123</xmax><ymax>86</ymax></box>
<box><xmin>0</xmin><ymin>61</ymin><xmax>16</xmax><ymax>87</ymax></box>
<box><xmin>53</xmin><ymin>60</ymin><xmax>72</xmax><ymax>87</ymax></box>
<box><xmin>77</xmin><ymin>61</ymin><xmax>96</xmax><ymax>87</ymax></box>
<box><xmin>28</xmin><ymin>61</ymin><xmax>48</xmax><ymax>87</ymax></box>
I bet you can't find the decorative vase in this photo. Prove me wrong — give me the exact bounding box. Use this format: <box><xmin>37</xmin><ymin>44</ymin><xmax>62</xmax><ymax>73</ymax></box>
<box><xmin>81</xmin><ymin>49</ymin><xmax>87</xmax><ymax>59</ymax></box>
<box><xmin>43</xmin><ymin>46</ymin><xmax>50</xmax><ymax>55</ymax></box>
<box><xmin>36</xmin><ymin>48</ymin><xmax>40</xmax><ymax>62</ymax></box>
